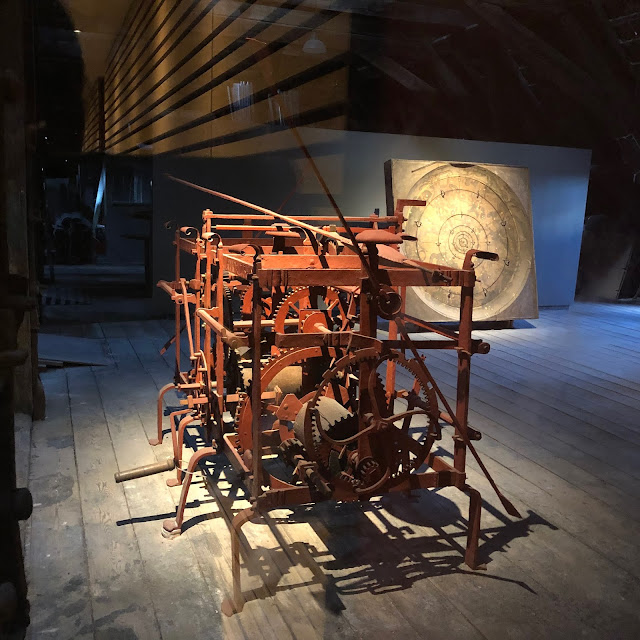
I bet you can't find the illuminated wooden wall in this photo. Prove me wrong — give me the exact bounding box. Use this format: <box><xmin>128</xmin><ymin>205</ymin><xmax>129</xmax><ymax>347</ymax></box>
<box><xmin>82</xmin><ymin>0</ymin><xmax>351</xmax><ymax>157</ymax></box>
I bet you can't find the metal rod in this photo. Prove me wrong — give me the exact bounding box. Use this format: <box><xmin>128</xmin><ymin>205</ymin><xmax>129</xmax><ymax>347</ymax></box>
<box><xmin>395</xmin><ymin>317</ymin><xmax>521</xmax><ymax>518</ymax></box>
<box><xmin>196</xmin><ymin>309</ymin><xmax>247</xmax><ymax>350</ymax></box>
<box><xmin>251</xmin><ymin>274</ymin><xmax>263</xmax><ymax>499</ymax></box>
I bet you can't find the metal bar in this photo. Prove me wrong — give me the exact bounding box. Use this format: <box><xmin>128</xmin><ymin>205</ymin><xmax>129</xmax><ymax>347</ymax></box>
<box><xmin>207</xmin><ymin>214</ymin><xmax>399</xmax><ymax>223</ymax></box>
<box><xmin>251</xmin><ymin>274</ymin><xmax>262</xmax><ymax>500</ymax></box>
<box><xmin>258</xmin><ymin>267</ymin><xmax>464</xmax><ymax>288</ymax></box>
<box><xmin>174</xmin><ymin>229</ymin><xmax>181</xmax><ymax>382</ymax></box>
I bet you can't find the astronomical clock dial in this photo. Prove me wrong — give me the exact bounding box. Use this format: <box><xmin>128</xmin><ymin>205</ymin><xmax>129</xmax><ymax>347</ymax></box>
<box><xmin>385</xmin><ymin>161</ymin><xmax>538</xmax><ymax>322</ymax></box>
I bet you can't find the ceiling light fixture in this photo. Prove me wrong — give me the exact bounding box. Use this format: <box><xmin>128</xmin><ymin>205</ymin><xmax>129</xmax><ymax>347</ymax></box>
<box><xmin>302</xmin><ymin>31</ymin><xmax>326</xmax><ymax>55</ymax></box>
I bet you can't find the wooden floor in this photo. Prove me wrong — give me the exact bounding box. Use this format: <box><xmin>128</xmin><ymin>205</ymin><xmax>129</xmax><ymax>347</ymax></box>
<box><xmin>24</xmin><ymin>302</ymin><xmax>640</xmax><ymax>639</ymax></box>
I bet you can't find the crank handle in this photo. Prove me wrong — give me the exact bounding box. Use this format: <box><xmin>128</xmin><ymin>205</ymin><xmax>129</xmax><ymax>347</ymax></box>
<box><xmin>473</xmin><ymin>251</ymin><xmax>499</xmax><ymax>261</ymax></box>
<box><xmin>463</xmin><ymin>249</ymin><xmax>499</xmax><ymax>269</ymax></box>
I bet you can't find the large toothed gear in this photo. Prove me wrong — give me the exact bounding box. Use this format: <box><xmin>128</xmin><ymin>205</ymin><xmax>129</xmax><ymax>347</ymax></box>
<box><xmin>223</xmin><ymin>283</ymin><xmax>234</xmax><ymax>325</ymax></box>
<box><xmin>240</xmin><ymin>286</ymin><xmax>273</xmax><ymax>320</ymax></box>
<box><xmin>292</xmin><ymin>372</ymin><xmax>385</xmax><ymax>475</ymax></box>
<box><xmin>233</xmin><ymin>346</ymin><xmax>342</xmax><ymax>452</ymax></box>
<box><xmin>293</xmin><ymin>397</ymin><xmax>358</xmax><ymax>465</ymax></box>
<box><xmin>273</xmin><ymin>286</ymin><xmax>350</xmax><ymax>334</ymax></box>
<box><xmin>303</xmin><ymin>348</ymin><xmax>440</xmax><ymax>493</ymax></box>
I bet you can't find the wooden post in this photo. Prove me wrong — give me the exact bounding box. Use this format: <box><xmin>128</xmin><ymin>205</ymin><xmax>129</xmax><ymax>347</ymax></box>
<box><xmin>0</xmin><ymin>0</ymin><xmax>34</xmax><ymax>632</ymax></box>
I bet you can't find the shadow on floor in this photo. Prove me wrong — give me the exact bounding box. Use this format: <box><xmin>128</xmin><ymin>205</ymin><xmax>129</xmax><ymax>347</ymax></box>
<box><xmin>149</xmin><ymin>424</ymin><xmax>558</xmax><ymax>613</ymax></box>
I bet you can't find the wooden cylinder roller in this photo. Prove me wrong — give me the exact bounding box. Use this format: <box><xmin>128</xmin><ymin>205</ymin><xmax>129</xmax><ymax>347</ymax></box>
<box><xmin>114</xmin><ymin>456</ymin><xmax>175</xmax><ymax>483</ymax></box>
<box><xmin>196</xmin><ymin>309</ymin><xmax>248</xmax><ymax>350</ymax></box>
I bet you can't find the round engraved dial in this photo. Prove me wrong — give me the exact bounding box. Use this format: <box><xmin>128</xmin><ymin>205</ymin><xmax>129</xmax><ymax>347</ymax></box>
<box><xmin>402</xmin><ymin>164</ymin><xmax>533</xmax><ymax>321</ymax></box>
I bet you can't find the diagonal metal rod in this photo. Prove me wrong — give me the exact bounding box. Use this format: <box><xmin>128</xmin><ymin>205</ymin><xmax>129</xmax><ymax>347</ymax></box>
<box><xmin>284</xmin><ymin>124</ymin><xmax>375</xmax><ymax>277</ymax></box>
<box><xmin>395</xmin><ymin>317</ymin><xmax>522</xmax><ymax>519</ymax></box>
<box><xmin>167</xmin><ymin>174</ymin><xmax>356</xmax><ymax>247</ymax></box>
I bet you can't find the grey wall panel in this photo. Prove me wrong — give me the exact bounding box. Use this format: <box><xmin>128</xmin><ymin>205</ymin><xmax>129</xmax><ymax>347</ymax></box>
<box><xmin>338</xmin><ymin>131</ymin><xmax>591</xmax><ymax>308</ymax></box>
<box><xmin>151</xmin><ymin>128</ymin><xmax>591</xmax><ymax>311</ymax></box>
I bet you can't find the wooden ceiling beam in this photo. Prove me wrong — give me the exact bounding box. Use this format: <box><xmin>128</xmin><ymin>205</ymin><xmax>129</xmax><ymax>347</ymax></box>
<box><xmin>477</xmin><ymin>0</ymin><xmax>562</xmax><ymax>10</ymax></box>
<box><xmin>354</xmin><ymin>50</ymin><xmax>439</xmax><ymax>96</ymax></box>
<box><xmin>461</xmin><ymin>0</ymin><xmax>635</xmax><ymax>135</ymax></box>
<box><xmin>501</xmin><ymin>50</ymin><xmax>542</xmax><ymax>109</ymax></box>
<box><xmin>609</xmin><ymin>10</ymin><xmax>640</xmax><ymax>26</ymax></box>
<box><xmin>351</xmin><ymin>48</ymin><xmax>470</xmax><ymax>135</ymax></box>
<box><xmin>455</xmin><ymin>32</ymin><xmax>548</xmax><ymax>141</ymax></box>
<box><xmin>331</xmin><ymin>1</ymin><xmax>476</xmax><ymax>28</ymax></box>
<box><xmin>587</xmin><ymin>0</ymin><xmax>640</xmax><ymax>82</ymax></box>
<box><xmin>556</xmin><ymin>10</ymin><xmax>629</xmax><ymax>96</ymax></box>
<box><xmin>422</xmin><ymin>39</ymin><xmax>470</xmax><ymax>98</ymax></box>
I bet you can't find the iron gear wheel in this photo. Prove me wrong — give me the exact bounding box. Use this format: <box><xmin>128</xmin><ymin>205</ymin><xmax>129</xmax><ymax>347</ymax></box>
<box><xmin>273</xmin><ymin>286</ymin><xmax>349</xmax><ymax>334</ymax></box>
<box><xmin>233</xmin><ymin>346</ymin><xmax>343</xmax><ymax>453</ymax></box>
<box><xmin>303</xmin><ymin>348</ymin><xmax>440</xmax><ymax>493</ymax></box>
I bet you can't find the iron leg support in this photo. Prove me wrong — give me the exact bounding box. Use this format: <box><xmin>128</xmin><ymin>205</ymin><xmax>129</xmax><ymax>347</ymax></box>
<box><xmin>162</xmin><ymin>446</ymin><xmax>217</xmax><ymax>538</ymax></box>
<box><xmin>221</xmin><ymin>506</ymin><xmax>257</xmax><ymax>617</ymax></box>
<box><xmin>464</xmin><ymin>486</ymin><xmax>486</xmax><ymax>570</ymax></box>
<box><xmin>164</xmin><ymin>409</ymin><xmax>190</xmax><ymax>486</ymax></box>
<box><xmin>150</xmin><ymin>383</ymin><xmax>177</xmax><ymax>445</ymax></box>
<box><xmin>166</xmin><ymin>414</ymin><xmax>195</xmax><ymax>487</ymax></box>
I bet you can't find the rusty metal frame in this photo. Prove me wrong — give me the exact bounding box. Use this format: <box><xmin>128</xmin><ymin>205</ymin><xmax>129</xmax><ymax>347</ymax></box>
<box><xmin>115</xmin><ymin>194</ymin><xmax>521</xmax><ymax>616</ymax></box>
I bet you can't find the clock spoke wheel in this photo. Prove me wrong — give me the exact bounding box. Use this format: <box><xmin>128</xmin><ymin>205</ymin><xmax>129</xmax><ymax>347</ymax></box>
<box><xmin>296</xmin><ymin>349</ymin><xmax>440</xmax><ymax>496</ymax></box>
<box><xmin>273</xmin><ymin>286</ymin><xmax>350</xmax><ymax>334</ymax></box>
<box><xmin>234</xmin><ymin>345</ymin><xmax>343</xmax><ymax>452</ymax></box>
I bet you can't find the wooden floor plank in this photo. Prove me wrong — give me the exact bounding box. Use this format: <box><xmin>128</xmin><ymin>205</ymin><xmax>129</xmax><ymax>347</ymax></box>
<box><xmin>126</xmin><ymin>331</ymin><xmax>348</xmax><ymax>639</ymax></box>
<box><xmin>526</xmin><ymin>315</ymin><xmax>640</xmax><ymax>368</ymax></box>
<box><xmin>468</xmin><ymin>341</ymin><xmax>640</xmax><ymax>421</ymax></box>
<box><xmin>480</xmin><ymin>324</ymin><xmax>640</xmax><ymax>394</ymax></box>
<box><xmin>542</xmin><ymin>305</ymin><xmax>640</xmax><ymax>335</ymax></box>
<box><xmin>66</xmin><ymin>365</ymin><xmax>162</xmax><ymax>639</ymax></box>
<box><xmin>26</xmin><ymin>303</ymin><xmax>640</xmax><ymax>639</ymax></box>
<box><xmin>418</xmin><ymin>359</ymin><xmax>640</xmax><ymax>510</ymax></box>
<box><xmin>92</xmin><ymin>337</ymin><xmax>237</xmax><ymax>640</ymax></box>
<box><xmin>387</xmin><ymin>332</ymin><xmax>640</xmax><ymax>483</ymax></box>
<box><xmin>410</xmin><ymin>476</ymin><xmax>636</xmax><ymax>639</ymax></box>
<box><xmin>416</xmin><ymin>375</ymin><xmax>640</xmax><ymax>580</ymax></box>
<box><xmin>26</xmin><ymin>370</ymin><xmax>94</xmax><ymax>639</ymax></box>
<box><xmin>426</xmin><ymin>349</ymin><xmax>640</xmax><ymax>465</ymax></box>
<box><xmin>477</xmin><ymin>329</ymin><xmax>640</xmax><ymax>398</ymax></box>
<box><xmin>116</xmin><ymin>327</ymin><xmax>316</xmax><ymax>638</ymax></box>
<box><xmin>487</xmin><ymin>313</ymin><xmax>640</xmax><ymax>366</ymax></box>
<box><xmin>428</xmin><ymin>348</ymin><xmax>640</xmax><ymax>443</ymax></box>
<box><xmin>471</xmin><ymin>338</ymin><xmax>640</xmax><ymax>411</ymax></box>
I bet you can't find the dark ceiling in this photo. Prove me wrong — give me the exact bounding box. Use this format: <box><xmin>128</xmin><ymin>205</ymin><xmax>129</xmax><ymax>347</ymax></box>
<box><xmin>34</xmin><ymin>0</ymin><xmax>640</xmax><ymax>233</ymax></box>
